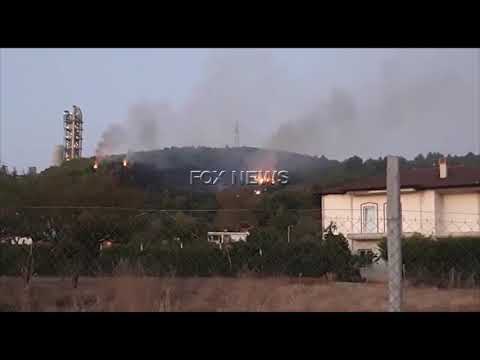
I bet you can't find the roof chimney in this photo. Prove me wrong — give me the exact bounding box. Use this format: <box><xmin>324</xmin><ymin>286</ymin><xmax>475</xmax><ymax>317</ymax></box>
<box><xmin>439</xmin><ymin>158</ymin><xmax>447</xmax><ymax>179</ymax></box>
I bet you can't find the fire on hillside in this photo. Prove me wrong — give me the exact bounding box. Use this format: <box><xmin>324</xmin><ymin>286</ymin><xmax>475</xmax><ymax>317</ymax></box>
<box><xmin>92</xmin><ymin>157</ymin><xmax>128</xmax><ymax>171</ymax></box>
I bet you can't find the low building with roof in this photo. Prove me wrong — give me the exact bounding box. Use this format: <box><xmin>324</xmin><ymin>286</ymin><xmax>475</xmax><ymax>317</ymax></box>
<box><xmin>317</xmin><ymin>158</ymin><xmax>480</xmax><ymax>254</ymax></box>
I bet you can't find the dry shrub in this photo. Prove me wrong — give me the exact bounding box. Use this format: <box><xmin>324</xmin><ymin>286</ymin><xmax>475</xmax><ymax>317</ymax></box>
<box><xmin>2</xmin><ymin>276</ymin><xmax>480</xmax><ymax>311</ymax></box>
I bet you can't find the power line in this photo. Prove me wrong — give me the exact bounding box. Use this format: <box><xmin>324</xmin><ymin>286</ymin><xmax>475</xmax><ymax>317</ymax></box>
<box><xmin>15</xmin><ymin>206</ymin><xmax>323</xmax><ymax>213</ymax></box>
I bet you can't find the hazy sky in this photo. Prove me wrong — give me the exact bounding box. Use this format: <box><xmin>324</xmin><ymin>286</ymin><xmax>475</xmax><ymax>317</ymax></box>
<box><xmin>1</xmin><ymin>48</ymin><xmax>479</xmax><ymax>171</ymax></box>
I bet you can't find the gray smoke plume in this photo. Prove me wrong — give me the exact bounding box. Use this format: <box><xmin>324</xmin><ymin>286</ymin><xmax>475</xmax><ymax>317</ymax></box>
<box><xmin>95</xmin><ymin>49</ymin><xmax>303</xmax><ymax>167</ymax></box>
<box><xmin>269</xmin><ymin>49</ymin><xmax>477</xmax><ymax>159</ymax></box>
<box><xmin>95</xmin><ymin>102</ymin><xmax>176</xmax><ymax>160</ymax></box>
<box><xmin>370</xmin><ymin>49</ymin><xmax>475</xmax><ymax>157</ymax></box>
<box><xmin>96</xmin><ymin>124</ymin><xmax>128</xmax><ymax>159</ymax></box>
<box><xmin>269</xmin><ymin>87</ymin><xmax>359</xmax><ymax>158</ymax></box>
<box><xmin>96</xmin><ymin>49</ymin><xmax>478</xmax><ymax>163</ymax></box>
<box><xmin>177</xmin><ymin>49</ymin><xmax>304</xmax><ymax>148</ymax></box>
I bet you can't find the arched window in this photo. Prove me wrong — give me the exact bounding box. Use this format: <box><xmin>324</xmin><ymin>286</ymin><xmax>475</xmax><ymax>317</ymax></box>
<box><xmin>361</xmin><ymin>202</ymin><xmax>378</xmax><ymax>233</ymax></box>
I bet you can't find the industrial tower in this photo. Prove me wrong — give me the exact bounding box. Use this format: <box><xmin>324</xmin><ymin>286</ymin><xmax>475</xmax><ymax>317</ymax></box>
<box><xmin>63</xmin><ymin>105</ymin><xmax>83</xmax><ymax>161</ymax></box>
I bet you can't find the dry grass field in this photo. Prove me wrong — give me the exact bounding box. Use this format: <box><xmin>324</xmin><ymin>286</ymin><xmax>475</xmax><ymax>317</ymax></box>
<box><xmin>1</xmin><ymin>276</ymin><xmax>480</xmax><ymax>312</ymax></box>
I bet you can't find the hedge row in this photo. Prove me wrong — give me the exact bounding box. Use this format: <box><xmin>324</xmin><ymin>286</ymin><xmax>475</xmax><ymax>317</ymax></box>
<box><xmin>0</xmin><ymin>232</ymin><xmax>365</xmax><ymax>281</ymax></box>
<box><xmin>378</xmin><ymin>235</ymin><xmax>480</xmax><ymax>287</ymax></box>
<box><xmin>0</xmin><ymin>244</ymin><xmax>76</xmax><ymax>277</ymax></box>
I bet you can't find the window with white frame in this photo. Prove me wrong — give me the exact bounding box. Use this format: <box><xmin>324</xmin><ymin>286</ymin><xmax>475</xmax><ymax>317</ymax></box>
<box><xmin>361</xmin><ymin>203</ymin><xmax>378</xmax><ymax>233</ymax></box>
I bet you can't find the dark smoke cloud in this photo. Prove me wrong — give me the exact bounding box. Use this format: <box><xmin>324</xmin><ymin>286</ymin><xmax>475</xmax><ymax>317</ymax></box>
<box><xmin>177</xmin><ymin>50</ymin><xmax>301</xmax><ymax>148</ymax></box>
<box><xmin>125</xmin><ymin>103</ymin><xmax>162</xmax><ymax>151</ymax></box>
<box><xmin>269</xmin><ymin>49</ymin><xmax>477</xmax><ymax>159</ymax></box>
<box><xmin>96</xmin><ymin>49</ymin><xmax>302</xmax><ymax>167</ymax></box>
<box><xmin>96</xmin><ymin>102</ymin><xmax>176</xmax><ymax>160</ymax></box>
<box><xmin>268</xmin><ymin>88</ymin><xmax>359</xmax><ymax>158</ymax></box>
<box><xmin>96</xmin><ymin>49</ymin><xmax>478</xmax><ymax>163</ymax></box>
<box><xmin>96</xmin><ymin>124</ymin><xmax>128</xmax><ymax>159</ymax></box>
<box><xmin>370</xmin><ymin>50</ymin><xmax>475</xmax><ymax>157</ymax></box>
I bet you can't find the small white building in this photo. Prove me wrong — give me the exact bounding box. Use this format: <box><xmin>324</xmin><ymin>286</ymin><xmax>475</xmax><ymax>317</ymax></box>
<box><xmin>207</xmin><ymin>231</ymin><xmax>249</xmax><ymax>248</ymax></box>
<box><xmin>318</xmin><ymin>159</ymin><xmax>480</xmax><ymax>255</ymax></box>
<box><xmin>11</xmin><ymin>237</ymin><xmax>33</xmax><ymax>245</ymax></box>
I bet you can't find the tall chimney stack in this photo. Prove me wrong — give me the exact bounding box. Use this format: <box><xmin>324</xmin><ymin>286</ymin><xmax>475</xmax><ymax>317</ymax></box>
<box><xmin>439</xmin><ymin>158</ymin><xmax>447</xmax><ymax>179</ymax></box>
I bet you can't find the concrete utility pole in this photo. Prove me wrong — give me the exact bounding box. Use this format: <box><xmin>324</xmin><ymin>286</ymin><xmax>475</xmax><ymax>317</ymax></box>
<box><xmin>287</xmin><ymin>225</ymin><xmax>292</xmax><ymax>243</ymax></box>
<box><xmin>386</xmin><ymin>155</ymin><xmax>403</xmax><ymax>312</ymax></box>
<box><xmin>475</xmin><ymin>48</ymin><xmax>480</xmax><ymax>155</ymax></box>
<box><xmin>0</xmin><ymin>49</ymin><xmax>3</xmax><ymax>168</ymax></box>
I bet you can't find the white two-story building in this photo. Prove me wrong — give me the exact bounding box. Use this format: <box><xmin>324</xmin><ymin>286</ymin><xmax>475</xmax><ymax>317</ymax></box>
<box><xmin>318</xmin><ymin>159</ymin><xmax>480</xmax><ymax>255</ymax></box>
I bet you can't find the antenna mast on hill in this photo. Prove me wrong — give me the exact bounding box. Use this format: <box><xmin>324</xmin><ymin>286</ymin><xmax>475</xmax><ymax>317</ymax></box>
<box><xmin>234</xmin><ymin>120</ymin><xmax>240</xmax><ymax>147</ymax></box>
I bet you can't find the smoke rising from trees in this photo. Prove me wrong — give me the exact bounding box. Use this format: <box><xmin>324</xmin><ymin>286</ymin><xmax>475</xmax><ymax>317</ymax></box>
<box><xmin>95</xmin><ymin>102</ymin><xmax>176</xmax><ymax>160</ymax></box>
<box><xmin>96</xmin><ymin>49</ymin><xmax>478</xmax><ymax>163</ymax></box>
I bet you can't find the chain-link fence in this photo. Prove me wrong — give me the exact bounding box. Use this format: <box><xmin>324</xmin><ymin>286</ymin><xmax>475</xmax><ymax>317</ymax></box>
<box><xmin>1</xmin><ymin>206</ymin><xmax>480</xmax><ymax>311</ymax></box>
<box><xmin>323</xmin><ymin>209</ymin><xmax>480</xmax><ymax>239</ymax></box>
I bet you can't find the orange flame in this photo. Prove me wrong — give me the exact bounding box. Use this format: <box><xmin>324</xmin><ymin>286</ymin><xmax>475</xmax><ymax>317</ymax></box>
<box><xmin>93</xmin><ymin>162</ymin><xmax>98</xmax><ymax>170</ymax></box>
<box><xmin>123</xmin><ymin>159</ymin><xmax>128</xmax><ymax>167</ymax></box>
<box><xmin>255</xmin><ymin>172</ymin><xmax>273</xmax><ymax>185</ymax></box>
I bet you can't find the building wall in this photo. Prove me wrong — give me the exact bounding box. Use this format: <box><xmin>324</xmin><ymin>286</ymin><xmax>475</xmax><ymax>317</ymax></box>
<box><xmin>421</xmin><ymin>190</ymin><xmax>437</xmax><ymax>235</ymax></box>
<box><xmin>440</xmin><ymin>192</ymin><xmax>480</xmax><ymax>233</ymax></box>
<box><xmin>322</xmin><ymin>188</ymin><xmax>480</xmax><ymax>253</ymax></box>
<box><xmin>322</xmin><ymin>194</ymin><xmax>354</xmax><ymax>248</ymax></box>
<box><xmin>322</xmin><ymin>194</ymin><xmax>352</xmax><ymax>234</ymax></box>
<box><xmin>324</xmin><ymin>191</ymin><xmax>431</xmax><ymax>236</ymax></box>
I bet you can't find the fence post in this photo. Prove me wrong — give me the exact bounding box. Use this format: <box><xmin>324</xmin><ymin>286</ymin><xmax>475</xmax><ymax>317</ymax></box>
<box><xmin>387</xmin><ymin>155</ymin><xmax>403</xmax><ymax>312</ymax></box>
